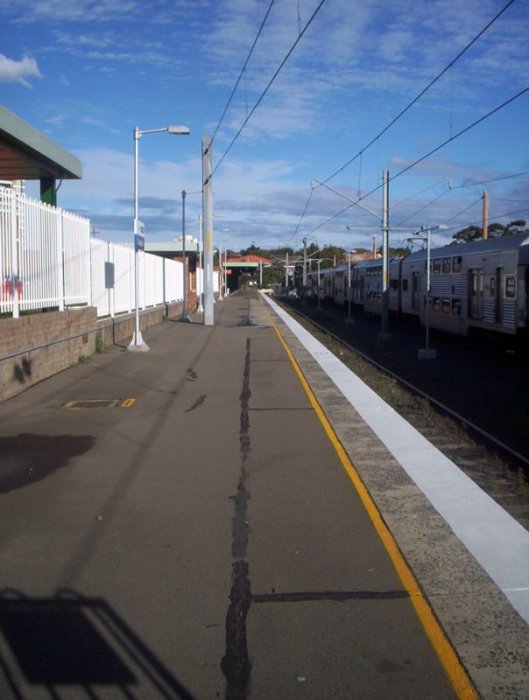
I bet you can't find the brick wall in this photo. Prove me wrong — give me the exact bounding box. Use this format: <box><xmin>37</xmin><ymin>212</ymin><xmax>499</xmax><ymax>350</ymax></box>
<box><xmin>0</xmin><ymin>297</ymin><xmax>199</xmax><ymax>402</ymax></box>
<box><xmin>0</xmin><ymin>308</ymin><xmax>97</xmax><ymax>402</ymax></box>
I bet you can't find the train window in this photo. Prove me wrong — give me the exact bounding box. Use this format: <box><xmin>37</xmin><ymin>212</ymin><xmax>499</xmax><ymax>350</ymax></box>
<box><xmin>433</xmin><ymin>259</ymin><xmax>442</xmax><ymax>273</ymax></box>
<box><xmin>432</xmin><ymin>297</ymin><xmax>441</xmax><ymax>312</ymax></box>
<box><xmin>390</xmin><ymin>279</ymin><xmax>399</xmax><ymax>290</ymax></box>
<box><xmin>452</xmin><ymin>257</ymin><xmax>462</xmax><ymax>273</ymax></box>
<box><xmin>402</xmin><ymin>278</ymin><xmax>408</xmax><ymax>292</ymax></box>
<box><xmin>442</xmin><ymin>298</ymin><xmax>451</xmax><ymax>313</ymax></box>
<box><xmin>505</xmin><ymin>276</ymin><xmax>516</xmax><ymax>298</ymax></box>
<box><xmin>452</xmin><ymin>299</ymin><xmax>462</xmax><ymax>315</ymax></box>
<box><xmin>442</xmin><ymin>258</ymin><xmax>451</xmax><ymax>273</ymax></box>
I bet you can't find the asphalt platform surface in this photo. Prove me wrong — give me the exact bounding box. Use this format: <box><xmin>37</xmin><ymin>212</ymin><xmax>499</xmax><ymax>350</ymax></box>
<box><xmin>0</xmin><ymin>290</ymin><xmax>528</xmax><ymax>699</ymax></box>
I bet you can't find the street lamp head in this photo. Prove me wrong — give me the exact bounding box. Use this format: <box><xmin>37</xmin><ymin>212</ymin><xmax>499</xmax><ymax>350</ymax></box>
<box><xmin>167</xmin><ymin>125</ymin><xmax>190</xmax><ymax>135</ymax></box>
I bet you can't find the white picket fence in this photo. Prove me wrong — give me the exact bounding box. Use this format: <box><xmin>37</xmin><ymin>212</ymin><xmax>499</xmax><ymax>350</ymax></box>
<box><xmin>0</xmin><ymin>188</ymin><xmax>194</xmax><ymax>319</ymax></box>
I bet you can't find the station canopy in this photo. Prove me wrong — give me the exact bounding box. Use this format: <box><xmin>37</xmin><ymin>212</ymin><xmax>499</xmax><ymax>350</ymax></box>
<box><xmin>0</xmin><ymin>104</ymin><xmax>82</xmax><ymax>200</ymax></box>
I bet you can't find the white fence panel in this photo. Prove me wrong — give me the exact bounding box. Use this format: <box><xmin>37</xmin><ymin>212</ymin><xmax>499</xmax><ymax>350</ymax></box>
<box><xmin>2</xmin><ymin>189</ymin><xmax>192</xmax><ymax>321</ymax></box>
<box><xmin>63</xmin><ymin>211</ymin><xmax>91</xmax><ymax>306</ymax></box>
<box><xmin>1</xmin><ymin>189</ymin><xmax>91</xmax><ymax>315</ymax></box>
<box><xmin>89</xmin><ymin>240</ymin><xmax>184</xmax><ymax>318</ymax></box>
<box><xmin>162</xmin><ymin>257</ymin><xmax>183</xmax><ymax>303</ymax></box>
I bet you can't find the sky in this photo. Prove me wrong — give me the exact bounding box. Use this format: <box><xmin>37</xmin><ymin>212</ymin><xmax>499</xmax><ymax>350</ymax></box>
<box><xmin>1</xmin><ymin>0</ymin><xmax>528</xmax><ymax>252</ymax></box>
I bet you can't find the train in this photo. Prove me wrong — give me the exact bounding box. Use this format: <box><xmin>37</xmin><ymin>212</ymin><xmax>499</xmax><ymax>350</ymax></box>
<box><xmin>301</xmin><ymin>233</ymin><xmax>529</xmax><ymax>337</ymax></box>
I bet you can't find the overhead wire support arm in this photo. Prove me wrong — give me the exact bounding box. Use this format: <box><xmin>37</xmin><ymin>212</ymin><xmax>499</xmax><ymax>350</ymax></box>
<box><xmin>310</xmin><ymin>85</ymin><xmax>529</xmax><ymax>235</ymax></box>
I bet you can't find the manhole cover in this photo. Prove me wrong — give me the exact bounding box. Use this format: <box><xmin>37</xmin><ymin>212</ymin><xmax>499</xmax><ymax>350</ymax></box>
<box><xmin>63</xmin><ymin>399</ymin><xmax>121</xmax><ymax>409</ymax></box>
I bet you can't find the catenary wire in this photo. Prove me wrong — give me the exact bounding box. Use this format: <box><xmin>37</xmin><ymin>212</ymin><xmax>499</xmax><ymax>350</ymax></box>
<box><xmin>318</xmin><ymin>0</ymin><xmax>517</xmax><ymax>187</ymax></box>
<box><xmin>210</xmin><ymin>0</ymin><xmax>276</xmax><ymax>148</ymax></box>
<box><xmin>207</xmin><ymin>0</ymin><xmax>328</xmax><ymax>182</ymax></box>
<box><xmin>308</xmin><ymin>86</ymin><xmax>529</xmax><ymax>234</ymax></box>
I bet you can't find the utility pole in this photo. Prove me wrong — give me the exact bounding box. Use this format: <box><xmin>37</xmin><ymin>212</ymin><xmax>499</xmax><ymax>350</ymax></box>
<box><xmin>482</xmin><ymin>190</ymin><xmax>489</xmax><ymax>240</ymax></box>
<box><xmin>202</xmin><ymin>135</ymin><xmax>214</xmax><ymax>325</ymax></box>
<box><xmin>302</xmin><ymin>237</ymin><xmax>307</xmax><ymax>288</ymax></box>
<box><xmin>285</xmin><ymin>252</ymin><xmax>289</xmax><ymax>292</ymax></box>
<box><xmin>379</xmin><ymin>170</ymin><xmax>390</xmax><ymax>339</ymax></box>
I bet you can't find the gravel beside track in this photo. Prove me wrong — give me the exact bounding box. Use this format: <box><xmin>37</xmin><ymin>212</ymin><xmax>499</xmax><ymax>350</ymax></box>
<box><xmin>280</xmin><ymin>296</ymin><xmax>529</xmax><ymax>532</ymax></box>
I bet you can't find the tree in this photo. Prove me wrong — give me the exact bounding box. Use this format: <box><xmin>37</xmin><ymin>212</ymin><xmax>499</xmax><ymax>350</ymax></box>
<box><xmin>506</xmin><ymin>219</ymin><xmax>527</xmax><ymax>235</ymax></box>
<box><xmin>452</xmin><ymin>225</ymin><xmax>483</xmax><ymax>242</ymax></box>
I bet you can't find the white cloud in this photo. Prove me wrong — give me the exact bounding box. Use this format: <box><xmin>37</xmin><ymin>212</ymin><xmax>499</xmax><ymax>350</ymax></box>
<box><xmin>0</xmin><ymin>53</ymin><xmax>42</xmax><ymax>87</ymax></box>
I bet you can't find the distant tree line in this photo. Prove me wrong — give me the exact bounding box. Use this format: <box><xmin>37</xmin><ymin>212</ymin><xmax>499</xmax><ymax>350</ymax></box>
<box><xmin>452</xmin><ymin>219</ymin><xmax>527</xmax><ymax>242</ymax></box>
<box><xmin>230</xmin><ymin>220</ymin><xmax>529</xmax><ymax>286</ymax></box>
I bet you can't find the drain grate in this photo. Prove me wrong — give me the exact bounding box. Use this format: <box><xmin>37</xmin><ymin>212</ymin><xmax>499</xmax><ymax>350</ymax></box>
<box><xmin>63</xmin><ymin>399</ymin><xmax>122</xmax><ymax>410</ymax></box>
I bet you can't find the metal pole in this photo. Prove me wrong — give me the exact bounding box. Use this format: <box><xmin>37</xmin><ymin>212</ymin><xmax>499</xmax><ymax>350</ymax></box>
<box><xmin>218</xmin><ymin>240</ymin><xmax>223</xmax><ymax>300</ymax></box>
<box><xmin>225</xmin><ymin>248</ymin><xmax>228</xmax><ymax>295</ymax></box>
<box><xmin>129</xmin><ymin>126</ymin><xmax>149</xmax><ymax>351</ymax></box>
<box><xmin>426</xmin><ymin>227</ymin><xmax>431</xmax><ymax>351</ymax></box>
<box><xmin>202</xmin><ymin>135</ymin><xmax>214</xmax><ymax>325</ymax></box>
<box><xmin>418</xmin><ymin>226</ymin><xmax>437</xmax><ymax>360</ymax></box>
<box><xmin>179</xmin><ymin>189</ymin><xmax>190</xmax><ymax>321</ymax></box>
<box><xmin>317</xmin><ymin>260</ymin><xmax>321</xmax><ymax>309</ymax></box>
<box><xmin>285</xmin><ymin>252</ymin><xmax>289</xmax><ymax>292</ymax></box>
<box><xmin>346</xmin><ymin>251</ymin><xmax>353</xmax><ymax>324</ymax></box>
<box><xmin>379</xmin><ymin>169</ymin><xmax>390</xmax><ymax>339</ymax></box>
<box><xmin>197</xmin><ymin>215</ymin><xmax>204</xmax><ymax>312</ymax></box>
<box><xmin>302</xmin><ymin>237</ymin><xmax>307</xmax><ymax>288</ymax></box>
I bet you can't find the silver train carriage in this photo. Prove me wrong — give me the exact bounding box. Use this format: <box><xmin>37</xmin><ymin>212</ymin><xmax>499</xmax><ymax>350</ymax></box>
<box><xmin>398</xmin><ymin>233</ymin><xmax>529</xmax><ymax>335</ymax></box>
<box><xmin>304</xmin><ymin>234</ymin><xmax>529</xmax><ymax>336</ymax></box>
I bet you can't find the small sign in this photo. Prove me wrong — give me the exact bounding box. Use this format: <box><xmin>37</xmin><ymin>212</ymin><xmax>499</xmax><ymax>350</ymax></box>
<box><xmin>134</xmin><ymin>234</ymin><xmax>144</xmax><ymax>251</ymax></box>
<box><xmin>104</xmin><ymin>262</ymin><xmax>115</xmax><ymax>288</ymax></box>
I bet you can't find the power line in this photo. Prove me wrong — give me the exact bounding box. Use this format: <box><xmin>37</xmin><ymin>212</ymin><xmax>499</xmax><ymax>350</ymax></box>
<box><xmin>456</xmin><ymin>170</ymin><xmax>529</xmax><ymax>188</ymax></box>
<box><xmin>208</xmin><ymin>0</ymin><xmax>328</xmax><ymax>181</ymax></box>
<box><xmin>318</xmin><ymin>0</ymin><xmax>517</xmax><ymax>187</ymax></box>
<box><xmin>293</xmin><ymin>186</ymin><xmax>315</xmax><ymax>240</ymax></box>
<box><xmin>210</xmin><ymin>0</ymin><xmax>276</xmax><ymax>148</ymax></box>
<box><xmin>308</xmin><ymin>85</ymin><xmax>529</xmax><ymax>234</ymax></box>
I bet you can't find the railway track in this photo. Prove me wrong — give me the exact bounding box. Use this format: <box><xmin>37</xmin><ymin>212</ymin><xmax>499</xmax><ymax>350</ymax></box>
<box><xmin>278</xmin><ymin>297</ymin><xmax>529</xmax><ymax>531</ymax></box>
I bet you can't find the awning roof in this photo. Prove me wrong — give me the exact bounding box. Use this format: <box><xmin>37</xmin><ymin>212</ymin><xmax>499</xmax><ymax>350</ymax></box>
<box><xmin>0</xmin><ymin>104</ymin><xmax>82</xmax><ymax>181</ymax></box>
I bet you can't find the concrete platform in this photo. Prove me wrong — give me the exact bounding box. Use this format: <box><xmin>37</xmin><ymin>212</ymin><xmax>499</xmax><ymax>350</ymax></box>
<box><xmin>0</xmin><ymin>290</ymin><xmax>527</xmax><ymax>699</ymax></box>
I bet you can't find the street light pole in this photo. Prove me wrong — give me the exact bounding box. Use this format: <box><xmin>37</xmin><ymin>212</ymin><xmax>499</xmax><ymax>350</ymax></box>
<box><xmin>129</xmin><ymin>124</ymin><xmax>189</xmax><ymax>351</ymax></box>
<box><xmin>179</xmin><ymin>189</ymin><xmax>191</xmax><ymax>322</ymax></box>
<box><xmin>412</xmin><ymin>224</ymin><xmax>447</xmax><ymax>360</ymax></box>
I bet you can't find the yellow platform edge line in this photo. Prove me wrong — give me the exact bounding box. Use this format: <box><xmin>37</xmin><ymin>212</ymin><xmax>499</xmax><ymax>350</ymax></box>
<box><xmin>121</xmin><ymin>398</ymin><xmax>136</xmax><ymax>408</ymax></box>
<box><xmin>272</xmin><ymin>322</ymin><xmax>478</xmax><ymax>700</ymax></box>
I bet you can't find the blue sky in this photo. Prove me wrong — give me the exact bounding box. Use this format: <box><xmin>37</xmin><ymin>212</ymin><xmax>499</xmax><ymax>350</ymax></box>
<box><xmin>1</xmin><ymin>0</ymin><xmax>528</xmax><ymax>252</ymax></box>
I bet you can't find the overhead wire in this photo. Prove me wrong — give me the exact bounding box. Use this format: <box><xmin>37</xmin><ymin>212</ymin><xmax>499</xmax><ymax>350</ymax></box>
<box><xmin>208</xmin><ymin>0</ymin><xmax>328</xmax><ymax>181</ymax></box>
<box><xmin>317</xmin><ymin>0</ymin><xmax>517</xmax><ymax>187</ymax></box>
<box><xmin>210</xmin><ymin>0</ymin><xmax>276</xmax><ymax>148</ymax></box>
<box><xmin>308</xmin><ymin>85</ymin><xmax>529</xmax><ymax>234</ymax></box>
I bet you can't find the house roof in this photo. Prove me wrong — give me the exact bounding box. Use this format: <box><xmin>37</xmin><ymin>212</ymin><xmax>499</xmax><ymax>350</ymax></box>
<box><xmin>227</xmin><ymin>255</ymin><xmax>271</xmax><ymax>264</ymax></box>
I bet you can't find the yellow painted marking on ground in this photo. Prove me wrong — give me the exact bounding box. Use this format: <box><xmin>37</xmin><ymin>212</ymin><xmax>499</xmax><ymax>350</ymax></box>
<box><xmin>121</xmin><ymin>398</ymin><xmax>136</xmax><ymax>408</ymax></box>
<box><xmin>272</xmin><ymin>321</ymin><xmax>478</xmax><ymax>700</ymax></box>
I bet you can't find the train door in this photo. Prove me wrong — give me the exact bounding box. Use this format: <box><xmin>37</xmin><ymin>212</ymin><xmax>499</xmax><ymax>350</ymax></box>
<box><xmin>493</xmin><ymin>267</ymin><xmax>503</xmax><ymax>323</ymax></box>
<box><xmin>469</xmin><ymin>268</ymin><xmax>483</xmax><ymax>319</ymax></box>
<box><xmin>411</xmin><ymin>272</ymin><xmax>421</xmax><ymax>310</ymax></box>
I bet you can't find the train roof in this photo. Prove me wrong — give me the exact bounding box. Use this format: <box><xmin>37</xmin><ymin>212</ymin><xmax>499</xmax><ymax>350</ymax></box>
<box><xmin>405</xmin><ymin>233</ymin><xmax>529</xmax><ymax>263</ymax></box>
